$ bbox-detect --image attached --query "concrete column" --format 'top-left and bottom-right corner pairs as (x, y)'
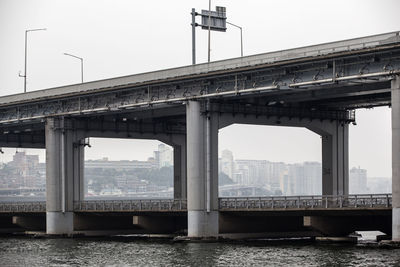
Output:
(173, 143), (187, 199)
(186, 101), (219, 238)
(392, 75), (400, 241)
(73, 143), (85, 201)
(320, 122), (349, 196)
(45, 117), (85, 235)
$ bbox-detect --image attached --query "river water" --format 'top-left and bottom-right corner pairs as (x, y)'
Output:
(0, 236), (399, 266)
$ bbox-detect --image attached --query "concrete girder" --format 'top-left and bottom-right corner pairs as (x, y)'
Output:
(159, 134), (187, 200)
(0, 133), (45, 148)
(73, 119), (186, 137)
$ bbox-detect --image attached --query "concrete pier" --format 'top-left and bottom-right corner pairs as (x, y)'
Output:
(173, 140), (187, 199)
(186, 101), (219, 238)
(392, 75), (400, 241)
(320, 123), (349, 196)
(45, 118), (84, 235)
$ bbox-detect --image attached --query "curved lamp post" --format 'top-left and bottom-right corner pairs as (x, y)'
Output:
(63, 53), (84, 83)
(19, 28), (47, 93)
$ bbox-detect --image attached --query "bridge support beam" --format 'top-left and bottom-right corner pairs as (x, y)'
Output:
(45, 117), (84, 235)
(159, 134), (187, 199)
(320, 123), (349, 195)
(186, 101), (219, 238)
(392, 75), (400, 241)
(173, 143), (187, 199)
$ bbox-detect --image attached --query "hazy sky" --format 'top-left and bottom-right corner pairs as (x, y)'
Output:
(0, 0), (399, 177)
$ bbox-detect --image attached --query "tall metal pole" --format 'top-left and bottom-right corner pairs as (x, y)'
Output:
(63, 53), (84, 83)
(240, 27), (243, 57)
(24, 30), (27, 93)
(191, 8), (196, 65)
(20, 28), (46, 93)
(81, 58), (84, 83)
(207, 0), (211, 63)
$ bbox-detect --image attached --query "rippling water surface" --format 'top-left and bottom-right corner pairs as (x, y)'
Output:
(0, 237), (399, 266)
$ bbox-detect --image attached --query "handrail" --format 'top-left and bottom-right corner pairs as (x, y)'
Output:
(219, 194), (392, 210)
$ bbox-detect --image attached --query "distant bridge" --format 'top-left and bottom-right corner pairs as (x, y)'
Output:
(0, 194), (391, 213)
(0, 195), (391, 237)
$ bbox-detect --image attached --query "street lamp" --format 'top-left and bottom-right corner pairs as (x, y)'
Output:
(227, 21), (243, 57)
(19, 28), (47, 93)
(63, 53), (84, 83)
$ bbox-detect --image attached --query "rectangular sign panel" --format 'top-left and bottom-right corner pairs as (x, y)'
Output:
(201, 6), (227, 32)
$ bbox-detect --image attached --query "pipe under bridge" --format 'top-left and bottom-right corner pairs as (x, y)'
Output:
(0, 31), (399, 239)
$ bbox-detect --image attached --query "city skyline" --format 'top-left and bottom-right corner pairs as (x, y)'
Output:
(0, 148), (391, 197)
(0, 146), (383, 176)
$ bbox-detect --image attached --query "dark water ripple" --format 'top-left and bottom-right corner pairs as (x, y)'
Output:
(1, 237), (400, 266)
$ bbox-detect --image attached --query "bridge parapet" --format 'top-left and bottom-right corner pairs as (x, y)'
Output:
(0, 201), (45, 213)
(219, 194), (392, 211)
(0, 195), (392, 213)
(73, 199), (187, 212)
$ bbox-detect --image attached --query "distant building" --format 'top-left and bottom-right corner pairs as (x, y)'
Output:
(235, 159), (268, 185)
(349, 167), (368, 194)
(279, 170), (292, 195)
(157, 144), (173, 168)
(287, 162), (321, 195)
(268, 162), (287, 192)
(304, 162), (322, 195)
(220, 149), (235, 180)
(8, 151), (41, 188)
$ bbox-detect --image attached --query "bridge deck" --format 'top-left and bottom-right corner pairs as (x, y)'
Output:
(0, 194), (391, 214)
(0, 31), (398, 107)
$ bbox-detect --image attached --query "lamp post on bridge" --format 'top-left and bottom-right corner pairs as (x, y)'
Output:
(63, 53), (84, 83)
(226, 21), (243, 57)
(19, 28), (47, 93)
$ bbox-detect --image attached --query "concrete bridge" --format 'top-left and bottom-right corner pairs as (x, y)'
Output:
(0, 194), (391, 237)
(0, 31), (400, 239)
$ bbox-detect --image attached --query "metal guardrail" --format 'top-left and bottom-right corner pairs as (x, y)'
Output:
(73, 199), (187, 212)
(0, 201), (45, 213)
(219, 194), (392, 210)
(0, 195), (392, 213)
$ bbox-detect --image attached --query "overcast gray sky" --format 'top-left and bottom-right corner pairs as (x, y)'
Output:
(0, 0), (399, 177)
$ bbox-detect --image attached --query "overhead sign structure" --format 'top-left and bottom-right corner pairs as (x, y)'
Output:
(200, 6), (227, 32)
(191, 6), (227, 65)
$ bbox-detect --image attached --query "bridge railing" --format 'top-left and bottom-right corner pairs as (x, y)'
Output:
(0, 195), (392, 213)
(74, 199), (187, 212)
(219, 194), (392, 210)
(0, 201), (46, 213)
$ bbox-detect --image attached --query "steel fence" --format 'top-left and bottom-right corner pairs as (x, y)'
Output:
(219, 194), (392, 210)
(0, 201), (46, 212)
(73, 199), (187, 212)
(0, 194), (392, 213)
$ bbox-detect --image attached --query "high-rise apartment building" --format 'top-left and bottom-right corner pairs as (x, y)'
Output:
(349, 167), (368, 194)
(220, 149), (235, 180)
